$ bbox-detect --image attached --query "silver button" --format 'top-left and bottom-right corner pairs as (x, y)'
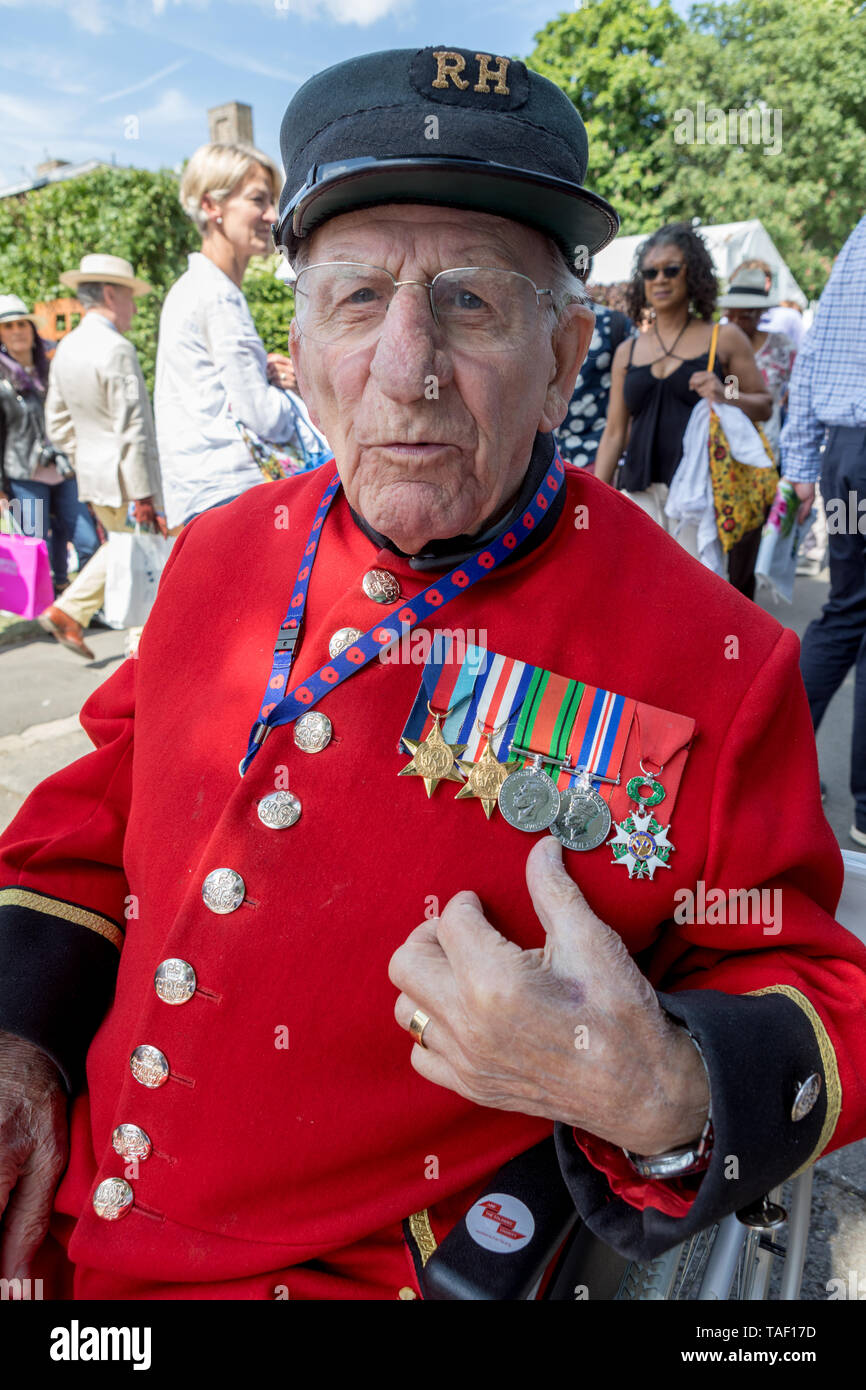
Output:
(791, 1074), (822, 1122)
(112, 1124), (152, 1163)
(294, 711), (332, 753)
(154, 958), (197, 1005)
(92, 1177), (134, 1221)
(202, 867), (245, 914)
(257, 790), (301, 829)
(130, 1044), (169, 1089)
(362, 569), (401, 604)
(329, 626), (363, 659)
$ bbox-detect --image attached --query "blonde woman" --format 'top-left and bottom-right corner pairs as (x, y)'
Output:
(155, 142), (303, 530)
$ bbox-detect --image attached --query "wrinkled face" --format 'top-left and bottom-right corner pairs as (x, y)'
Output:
(0, 318), (35, 360)
(291, 204), (592, 554)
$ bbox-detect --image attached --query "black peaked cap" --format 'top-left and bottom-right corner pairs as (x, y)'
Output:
(275, 45), (619, 266)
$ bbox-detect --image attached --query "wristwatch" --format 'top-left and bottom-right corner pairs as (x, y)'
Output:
(624, 1029), (714, 1179)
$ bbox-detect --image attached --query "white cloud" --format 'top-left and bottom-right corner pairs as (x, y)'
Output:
(0, 48), (90, 96)
(134, 87), (202, 127)
(97, 58), (188, 104)
(269, 0), (411, 23)
(0, 0), (112, 33)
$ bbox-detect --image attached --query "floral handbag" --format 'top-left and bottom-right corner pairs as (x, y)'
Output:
(232, 392), (331, 481)
(706, 322), (778, 552)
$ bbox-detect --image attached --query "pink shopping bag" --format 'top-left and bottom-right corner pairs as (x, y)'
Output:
(0, 530), (54, 619)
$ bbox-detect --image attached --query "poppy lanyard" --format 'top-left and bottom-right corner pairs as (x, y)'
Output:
(241, 451), (567, 774)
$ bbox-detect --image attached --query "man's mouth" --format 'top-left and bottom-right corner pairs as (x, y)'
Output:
(372, 443), (456, 455)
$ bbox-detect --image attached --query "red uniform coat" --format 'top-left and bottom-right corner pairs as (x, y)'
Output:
(1, 454), (864, 1299)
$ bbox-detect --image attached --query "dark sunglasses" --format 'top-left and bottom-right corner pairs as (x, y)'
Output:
(641, 263), (684, 281)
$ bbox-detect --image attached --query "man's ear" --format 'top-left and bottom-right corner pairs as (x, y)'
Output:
(289, 319), (323, 429)
(537, 302), (595, 434)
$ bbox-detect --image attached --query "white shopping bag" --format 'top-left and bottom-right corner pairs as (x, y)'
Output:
(755, 485), (815, 604)
(838, 852), (866, 947)
(104, 528), (174, 629)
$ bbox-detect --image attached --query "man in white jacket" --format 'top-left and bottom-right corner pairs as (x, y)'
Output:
(41, 254), (164, 659)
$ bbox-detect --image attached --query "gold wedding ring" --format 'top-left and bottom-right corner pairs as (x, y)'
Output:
(409, 1009), (431, 1049)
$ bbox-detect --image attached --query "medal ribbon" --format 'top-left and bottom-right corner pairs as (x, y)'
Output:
(408, 644), (535, 759)
(560, 687), (636, 796)
(511, 669), (584, 768)
(242, 451), (567, 773)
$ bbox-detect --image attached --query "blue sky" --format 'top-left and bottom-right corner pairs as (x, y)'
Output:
(0, 0), (641, 189)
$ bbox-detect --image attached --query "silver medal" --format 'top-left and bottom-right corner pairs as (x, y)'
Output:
(552, 784), (612, 851)
(498, 761), (561, 832)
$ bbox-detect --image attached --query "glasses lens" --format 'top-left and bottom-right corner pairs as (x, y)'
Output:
(294, 263), (393, 345)
(432, 268), (539, 352)
(642, 264), (683, 281)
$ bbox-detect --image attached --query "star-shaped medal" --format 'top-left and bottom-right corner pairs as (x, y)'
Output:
(456, 737), (519, 819)
(399, 712), (466, 797)
(607, 808), (675, 880)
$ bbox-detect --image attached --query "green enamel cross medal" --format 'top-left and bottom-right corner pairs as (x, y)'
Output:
(608, 764), (675, 881)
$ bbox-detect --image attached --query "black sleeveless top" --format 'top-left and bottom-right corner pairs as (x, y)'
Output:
(621, 336), (725, 491)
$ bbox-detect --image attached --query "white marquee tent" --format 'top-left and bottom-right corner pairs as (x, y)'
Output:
(591, 219), (808, 307)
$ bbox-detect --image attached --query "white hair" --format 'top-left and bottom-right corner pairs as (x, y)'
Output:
(545, 241), (593, 325)
(75, 282), (106, 309)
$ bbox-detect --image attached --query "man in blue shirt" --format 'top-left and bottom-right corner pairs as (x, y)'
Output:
(780, 215), (866, 846)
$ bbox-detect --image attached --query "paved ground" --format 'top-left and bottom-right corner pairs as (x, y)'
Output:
(0, 567), (863, 1301)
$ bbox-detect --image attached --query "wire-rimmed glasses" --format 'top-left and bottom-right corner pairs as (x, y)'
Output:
(292, 262), (554, 352)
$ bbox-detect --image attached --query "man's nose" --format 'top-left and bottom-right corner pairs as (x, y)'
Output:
(368, 284), (451, 402)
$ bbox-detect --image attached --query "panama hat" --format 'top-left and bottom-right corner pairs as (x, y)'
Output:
(0, 294), (40, 326)
(718, 266), (776, 310)
(59, 254), (152, 297)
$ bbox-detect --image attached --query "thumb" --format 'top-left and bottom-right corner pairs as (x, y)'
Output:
(525, 837), (635, 983)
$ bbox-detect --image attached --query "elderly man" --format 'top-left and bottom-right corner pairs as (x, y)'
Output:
(0, 47), (864, 1302)
(39, 253), (165, 659)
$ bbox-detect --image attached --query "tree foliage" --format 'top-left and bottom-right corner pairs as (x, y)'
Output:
(0, 166), (196, 391)
(527, 0), (686, 233)
(0, 165), (295, 391)
(527, 0), (866, 297)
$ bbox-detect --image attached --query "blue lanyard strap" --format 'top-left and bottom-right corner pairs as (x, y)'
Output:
(241, 451), (567, 773)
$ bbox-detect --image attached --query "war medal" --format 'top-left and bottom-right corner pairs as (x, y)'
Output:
(456, 718), (519, 820)
(399, 702), (466, 797)
(551, 767), (615, 852)
(498, 747), (566, 833)
(608, 762), (675, 880)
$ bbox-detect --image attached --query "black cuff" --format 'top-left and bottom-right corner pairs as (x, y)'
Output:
(554, 987), (835, 1262)
(0, 890), (122, 1094)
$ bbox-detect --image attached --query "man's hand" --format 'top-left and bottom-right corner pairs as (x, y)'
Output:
(687, 370), (725, 403)
(133, 497), (168, 538)
(266, 353), (296, 392)
(783, 478), (815, 524)
(0, 1030), (67, 1280)
(389, 838), (709, 1156)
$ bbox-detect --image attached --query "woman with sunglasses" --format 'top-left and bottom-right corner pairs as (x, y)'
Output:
(593, 223), (771, 586)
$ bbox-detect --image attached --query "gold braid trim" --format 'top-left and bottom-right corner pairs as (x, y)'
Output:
(747, 984), (842, 1172)
(407, 1209), (438, 1267)
(0, 888), (124, 951)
